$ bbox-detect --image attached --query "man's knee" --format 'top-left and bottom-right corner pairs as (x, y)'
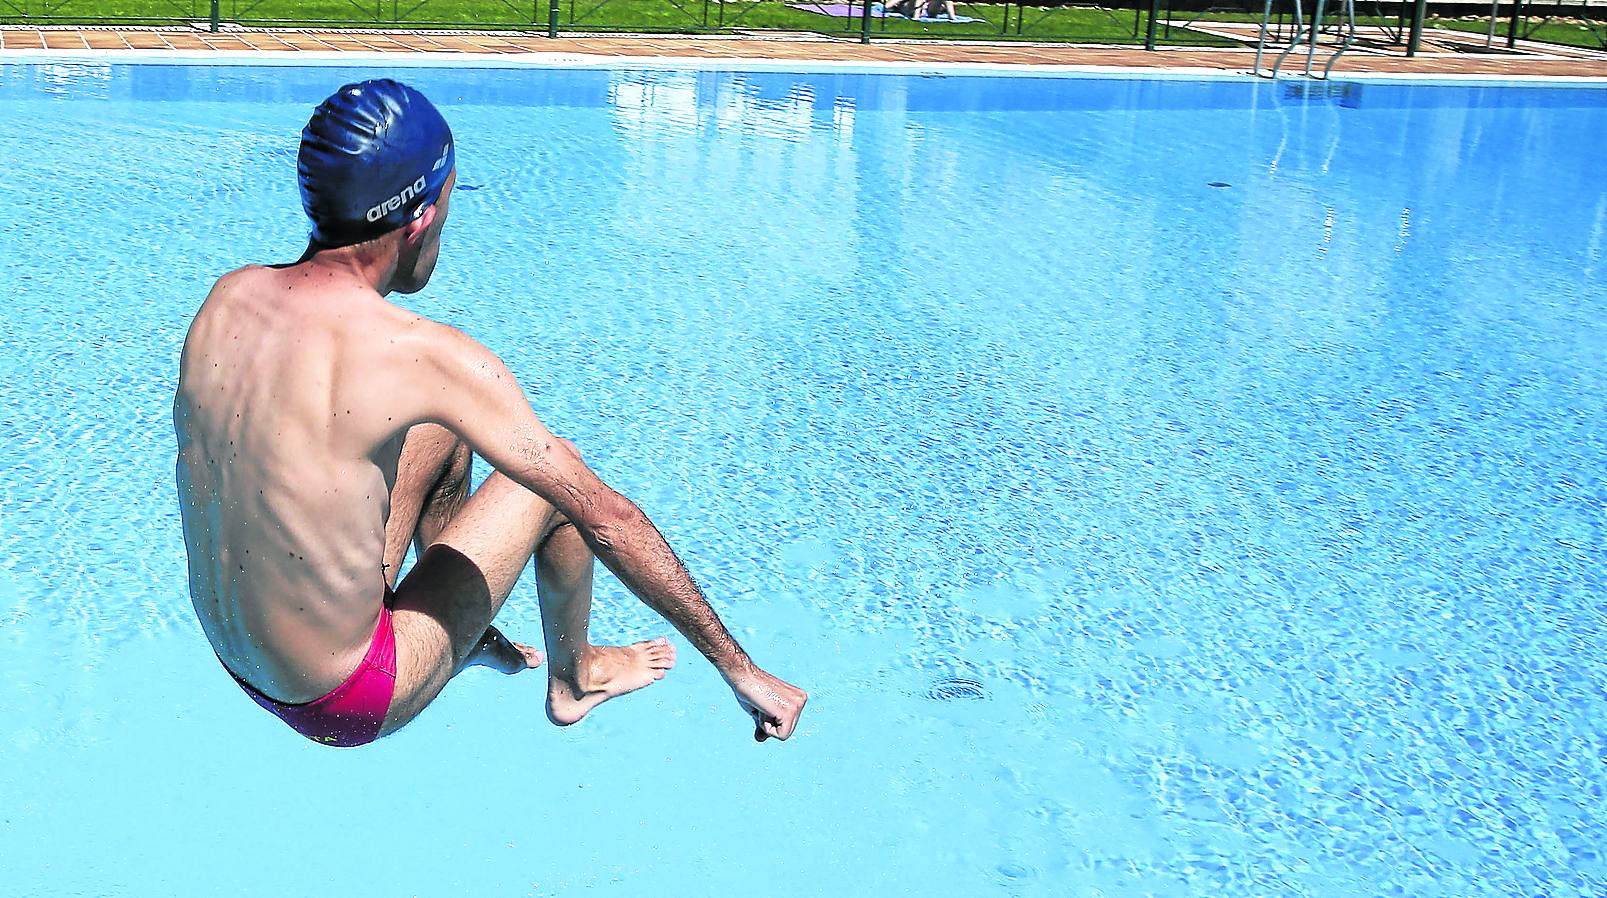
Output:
(536, 514), (591, 581)
(540, 515), (575, 548)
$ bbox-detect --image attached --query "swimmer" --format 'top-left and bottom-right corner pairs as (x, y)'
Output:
(174, 80), (806, 748)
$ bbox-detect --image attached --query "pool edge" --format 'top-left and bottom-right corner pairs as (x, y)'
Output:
(4, 47), (1607, 86)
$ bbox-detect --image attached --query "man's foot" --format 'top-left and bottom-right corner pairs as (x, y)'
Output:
(467, 626), (544, 675)
(546, 636), (677, 726)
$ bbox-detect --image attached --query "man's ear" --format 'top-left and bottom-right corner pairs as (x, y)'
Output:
(402, 204), (437, 245)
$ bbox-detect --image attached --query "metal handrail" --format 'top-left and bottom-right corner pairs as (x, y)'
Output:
(1254, 0), (1355, 80)
(1306, 0), (1327, 73)
(1254, 0), (1307, 78)
(1319, 0), (1356, 79)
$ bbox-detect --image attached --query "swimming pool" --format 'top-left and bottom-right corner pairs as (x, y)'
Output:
(0, 58), (1604, 895)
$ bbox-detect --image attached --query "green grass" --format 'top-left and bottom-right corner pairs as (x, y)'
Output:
(1433, 16), (1606, 50)
(0, 0), (1231, 43)
(1177, 9), (1607, 51)
(1186, 11), (1407, 25)
(11, 0), (1595, 48)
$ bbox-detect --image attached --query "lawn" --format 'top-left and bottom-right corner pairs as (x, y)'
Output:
(0, 0), (1230, 43)
(3, 0), (1599, 48)
(1179, 9), (1607, 51)
(1433, 16), (1606, 50)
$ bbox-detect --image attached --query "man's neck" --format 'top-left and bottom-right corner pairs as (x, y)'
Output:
(283, 238), (399, 295)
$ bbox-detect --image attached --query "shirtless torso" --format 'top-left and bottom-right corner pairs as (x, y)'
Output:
(176, 262), (447, 700)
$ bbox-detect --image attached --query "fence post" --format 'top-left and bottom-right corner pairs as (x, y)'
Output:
(860, 0), (872, 43)
(548, 0), (560, 37)
(1505, 0), (1523, 47)
(209, 0), (219, 31)
(1406, 0), (1427, 55)
(1144, 0), (1161, 49)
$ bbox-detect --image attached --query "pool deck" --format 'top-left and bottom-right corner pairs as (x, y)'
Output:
(2, 24), (1607, 77)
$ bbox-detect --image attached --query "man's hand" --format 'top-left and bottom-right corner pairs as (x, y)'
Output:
(726, 667), (808, 743)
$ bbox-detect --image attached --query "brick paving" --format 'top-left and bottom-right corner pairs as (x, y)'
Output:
(2, 24), (1606, 76)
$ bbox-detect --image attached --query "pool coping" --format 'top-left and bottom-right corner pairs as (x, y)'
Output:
(4, 46), (1607, 86)
(2, 26), (1607, 82)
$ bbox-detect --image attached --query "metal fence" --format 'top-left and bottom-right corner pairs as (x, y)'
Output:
(0, 0), (1248, 45)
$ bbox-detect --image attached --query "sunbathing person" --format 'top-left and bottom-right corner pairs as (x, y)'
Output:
(174, 79), (807, 748)
(886, 0), (957, 19)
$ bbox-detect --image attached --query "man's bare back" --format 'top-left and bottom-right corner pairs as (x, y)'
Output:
(177, 263), (449, 699)
(176, 78), (805, 747)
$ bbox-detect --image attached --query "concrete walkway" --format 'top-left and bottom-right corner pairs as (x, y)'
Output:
(2, 24), (1606, 76)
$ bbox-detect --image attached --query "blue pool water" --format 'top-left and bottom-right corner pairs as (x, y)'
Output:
(1, 61), (1605, 895)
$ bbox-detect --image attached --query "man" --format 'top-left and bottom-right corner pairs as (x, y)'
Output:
(174, 79), (806, 748)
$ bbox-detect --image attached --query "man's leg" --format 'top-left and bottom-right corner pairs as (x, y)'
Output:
(383, 424), (527, 672)
(381, 443), (676, 737)
(382, 423), (472, 587)
(538, 520), (676, 726)
(381, 471), (554, 735)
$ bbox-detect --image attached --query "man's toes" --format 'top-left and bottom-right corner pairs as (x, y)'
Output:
(516, 644), (545, 669)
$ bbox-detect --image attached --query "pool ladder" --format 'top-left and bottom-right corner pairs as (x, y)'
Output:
(1253, 0), (1358, 79)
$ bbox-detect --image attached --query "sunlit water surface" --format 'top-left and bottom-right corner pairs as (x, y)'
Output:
(1, 63), (1604, 896)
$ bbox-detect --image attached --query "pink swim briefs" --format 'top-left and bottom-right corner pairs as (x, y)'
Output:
(222, 602), (397, 748)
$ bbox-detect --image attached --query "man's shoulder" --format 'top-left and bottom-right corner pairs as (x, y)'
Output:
(208, 262), (384, 319)
(204, 264), (302, 313)
(211, 263), (270, 293)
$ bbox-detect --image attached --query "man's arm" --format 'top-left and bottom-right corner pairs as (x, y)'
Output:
(403, 322), (807, 740)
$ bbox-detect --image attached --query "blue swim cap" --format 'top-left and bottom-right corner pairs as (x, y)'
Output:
(298, 79), (455, 249)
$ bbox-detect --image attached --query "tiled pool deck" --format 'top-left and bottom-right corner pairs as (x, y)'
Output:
(2, 24), (1606, 77)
